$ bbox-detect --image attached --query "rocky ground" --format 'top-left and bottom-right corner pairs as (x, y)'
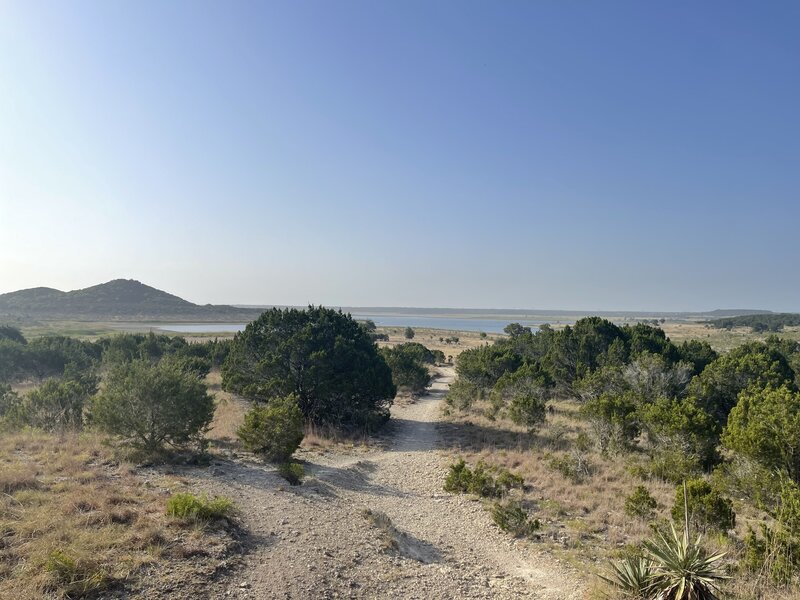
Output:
(171, 368), (586, 599)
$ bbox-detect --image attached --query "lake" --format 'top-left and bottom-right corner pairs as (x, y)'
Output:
(153, 315), (563, 335)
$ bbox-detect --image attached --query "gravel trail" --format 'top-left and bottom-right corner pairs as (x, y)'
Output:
(191, 368), (586, 599)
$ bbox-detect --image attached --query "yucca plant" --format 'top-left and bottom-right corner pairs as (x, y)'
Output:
(643, 523), (727, 600)
(600, 555), (655, 598)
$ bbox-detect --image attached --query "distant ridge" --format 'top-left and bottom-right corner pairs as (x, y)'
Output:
(0, 279), (262, 322)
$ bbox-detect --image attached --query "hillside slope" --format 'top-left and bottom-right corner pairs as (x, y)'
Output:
(0, 279), (262, 322)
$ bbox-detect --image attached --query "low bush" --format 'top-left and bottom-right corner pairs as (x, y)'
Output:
(278, 462), (305, 486)
(743, 523), (800, 585)
(443, 459), (524, 499)
(625, 485), (658, 520)
(91, 359), (215, 455)
(671, 479), (735, 533)
(166, 492), (235, 521)
(633, 448), (702, 485)
(491, 501), (540, 537)
(237, 395), (304, 462)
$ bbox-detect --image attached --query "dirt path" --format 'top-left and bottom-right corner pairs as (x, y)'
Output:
(191, 368), (585, 599)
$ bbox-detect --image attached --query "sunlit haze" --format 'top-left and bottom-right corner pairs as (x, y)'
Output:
(2, 2), (799, 311)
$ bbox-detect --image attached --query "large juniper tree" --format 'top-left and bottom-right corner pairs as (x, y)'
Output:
(222, 306), (396, 430)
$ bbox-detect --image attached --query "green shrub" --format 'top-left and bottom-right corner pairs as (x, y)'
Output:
(20, 378), (89, 431)
(222, 306), (395, 430)
(166, 492), (234, 521)
(443, 459), (524, 498)
(444, 459), (472, 494)
(743, 523), (800, 585)
(237, 395), (304, 462)
(494, 468), (524, 493)
(625, 485), (658, 520)
(380, 345), (431, 395)
(91, 359), (214, 454)
(582, 391), (639, 454)
(672, 479), (735, 533)
(278, 461), (305, 486)
(635, 448), (702, 484)
(723, 385), (800, 484)
(491, 501), (540, 537)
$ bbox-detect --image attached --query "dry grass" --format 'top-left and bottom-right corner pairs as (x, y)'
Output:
(0, 430), (237, 598)
(663, 322), (800, 352)
(440, 397), (790, 597)
(205, 370), (249, 451)
(377, 327), (493, 360)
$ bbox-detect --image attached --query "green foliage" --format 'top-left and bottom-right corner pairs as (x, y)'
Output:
(222, 307), (395, 430)
(278, 461), (305, 485)
(576, 364), (628, 401)
(166, 492), (235, 521)
(404, 326), (415, 339)
(642, 524), (727, 600)
(443, 459), (524, 498)
(582, 391), (639, 454)
(504, 323), (532, 337)
(600, 555), (654, 598)
(743, 523), (800, 585)
(676, 340), (718, 376)
(445, 377), (482, 411)
(91, 359), (215, 454)
(0, 325), (27, 345)
(635, 448), (702, 485)
(492, 362), (552, 429)
(0, 333), (99, 384)
(380, 344), (432, 395)
(672, 479), (735, 533)
(491, 501), (540, 537)
(688, 341), (795, 425)
(639, 396), (719, 469)
(625, 485), (658, 520)
(709, 313), (800, 332)
(723, 384), (800, 483)
(622, 323), (678, 362)
(20, 377), (90, 431)
(604, 525), (726, 600)
(237, 395), (304, 462)
(456, 344), (521, 389)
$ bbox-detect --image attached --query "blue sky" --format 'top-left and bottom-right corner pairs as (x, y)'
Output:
(1, 1), (798, 311)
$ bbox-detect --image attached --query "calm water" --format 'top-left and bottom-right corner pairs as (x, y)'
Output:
(154, 315), (563, 334)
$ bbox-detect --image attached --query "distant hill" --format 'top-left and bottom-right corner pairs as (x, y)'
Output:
(0, 279), (263, 322)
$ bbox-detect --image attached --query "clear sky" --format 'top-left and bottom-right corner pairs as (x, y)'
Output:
(1, 1), (798, 311)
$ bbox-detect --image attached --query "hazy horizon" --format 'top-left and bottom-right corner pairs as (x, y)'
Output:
(2, 2), (799, 312)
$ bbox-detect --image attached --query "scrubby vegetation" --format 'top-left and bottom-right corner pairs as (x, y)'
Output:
(221, 307), (396, 431)
(92, 359), (215, 455)
(236, 394), (305, 462)
(166, 492), (235, 522)
(710, 312), (800, 333)
(444, 317), (800, 597)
